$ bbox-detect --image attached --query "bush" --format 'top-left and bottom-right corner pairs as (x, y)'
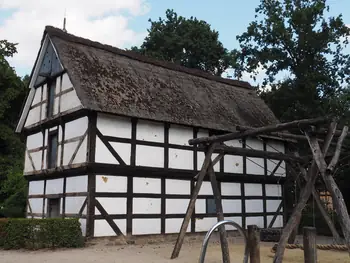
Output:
(0, 218), (84, 249)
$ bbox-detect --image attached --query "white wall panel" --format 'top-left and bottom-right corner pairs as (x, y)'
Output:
(166, 218), (191, 233)
(31, 151), (42, 170)
(61, 73), (73, 91)
(53, 97), (59, 115)
(95, 137), (118, 164)
(42, 84), (47, 100)
(46, 178), (64, 194)
(94, 219), (127, 236)
(195, 199), (206, 213)
(246, 217), (264, 228)
(96, 176), (127, 193)
(169, 149), (193, 170)
(267, 200), (283, 213)
(133, 198), (161, 214)
(245, 200), (263, 213)
(225, 139), (242, 147)
(244, 183), (263, 196)
(97, 114), (131, 138)
(66, 175), (88, 192)
(65, 197), (86, 214)
(27, 132), (43, 149)
(198, 182), (213, 195)
(166, 199), (189, 214)
(267, 215), (283, 228)
(42, 149), (47, 169)
(266, 184), (282, 197)
(60, 91), (81, 112)
(24, 151), (35, 172)
(95, 197), (126, 215)
(62, 141), (79, 165)
(224, 155), (243, 173)
(71, 136), (87, 164)
(133, 177), (161, 193)
(197, 152), (220, 172)
(65, 117), (88, 139)
(267, 159), (286, 176)
(166, 179), (190, 195)
(132, 219), (161, 235)
(28, 181), (45, 195)
(32, 87), (41, 104)
(266, 140), (285, 153)
(110, 142), (131, 165)
(246, 157), (265, 175)
(221, 182), (241, 196)
(169, 125), (193, 146)
(25, 106), (41, 127)
(28, 198), (43, 213)
(136, 145), (164, 167)
(56, 75), (61, 95)
(195, 217), (218, 232)
(222, 200), (241, 213)
(41, 103), (46, 121)
(136, 120), (164, 142)
(246, 138), (264, 150)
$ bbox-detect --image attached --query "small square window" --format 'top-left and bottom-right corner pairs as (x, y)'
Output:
(206, 198), (216, 214)
(47, 131), (58, 169)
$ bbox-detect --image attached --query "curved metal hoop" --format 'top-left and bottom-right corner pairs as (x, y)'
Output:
(198, 220), (249, 263)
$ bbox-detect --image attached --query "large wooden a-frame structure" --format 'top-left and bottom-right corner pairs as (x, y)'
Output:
(170, 117), (350, 263)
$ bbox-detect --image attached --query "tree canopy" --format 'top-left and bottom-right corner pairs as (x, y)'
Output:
(130, 9), (231, 76)
(233, 0), (350, 121)
(0, 40), (27, 217)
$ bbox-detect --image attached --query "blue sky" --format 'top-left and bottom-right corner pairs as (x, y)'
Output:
(0, 0), (349, 79)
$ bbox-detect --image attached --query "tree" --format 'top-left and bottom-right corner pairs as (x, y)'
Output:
(130, 9), (231, 76)
(0, 40), (27, 217)
(233, 0), (350, 121)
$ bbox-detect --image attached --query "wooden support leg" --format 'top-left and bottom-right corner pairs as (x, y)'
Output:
(273, 121), (337, 263)
(208, 161), (230, 263)
(307, 126), (350, 251)
(296, 160), (342, 244)
(171, 143), (217, 259)
(248, 225), (261, 263)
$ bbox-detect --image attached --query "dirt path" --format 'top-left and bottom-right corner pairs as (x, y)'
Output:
(0, 240), (348, 263)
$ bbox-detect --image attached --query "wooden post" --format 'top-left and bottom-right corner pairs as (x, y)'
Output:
(171, 143), (217, 259)
(248, 225), (260, 263)
(207, 160), (230, 263)
(273, 121), (337, 263)
(303, 227), (317, 263)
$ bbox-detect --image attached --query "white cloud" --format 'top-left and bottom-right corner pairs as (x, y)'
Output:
(0, 0), (150, 75)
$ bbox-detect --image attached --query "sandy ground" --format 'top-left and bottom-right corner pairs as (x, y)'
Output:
(0, 238), (348, 263)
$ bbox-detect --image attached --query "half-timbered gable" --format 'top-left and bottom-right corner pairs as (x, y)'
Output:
(18, 26), (287, 238)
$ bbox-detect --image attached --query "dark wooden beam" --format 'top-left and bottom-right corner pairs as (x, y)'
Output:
(189, 117), (328, 145)
(215, 145), (307, 163)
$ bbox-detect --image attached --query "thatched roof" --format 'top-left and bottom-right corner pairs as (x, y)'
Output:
(46, 26), (279, 131)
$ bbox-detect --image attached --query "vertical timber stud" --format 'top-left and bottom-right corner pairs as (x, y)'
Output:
(242, 138), (247, 229)
(171, 143), (217, 259)
(162, 123), (169, 234)
(263, 141), (268, 228)
(248, 225), (261, 263)
(208, 160), (230, 263)
(128, 118), (137, 235)
(303, 227), (317, 263)
(61, 123), (66, 218)
(86, 112), (97, 238)
(192, 128), (198, 233)
(42, 179), (47, 218)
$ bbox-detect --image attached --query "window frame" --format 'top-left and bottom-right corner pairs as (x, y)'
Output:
(46, 78), (57, 118)
(47, 130), (58, 169)
(47, 198), (61, 218)
(206, 198), (217, 214)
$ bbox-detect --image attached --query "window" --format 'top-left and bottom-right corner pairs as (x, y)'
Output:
(206, 198), (216, 213)
(47, 198), (60, 218)
(47, 131), (58, 169)
(47, 78), (56, 117)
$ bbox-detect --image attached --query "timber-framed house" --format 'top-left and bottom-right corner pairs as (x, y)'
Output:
(17, 26), (287, 237)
